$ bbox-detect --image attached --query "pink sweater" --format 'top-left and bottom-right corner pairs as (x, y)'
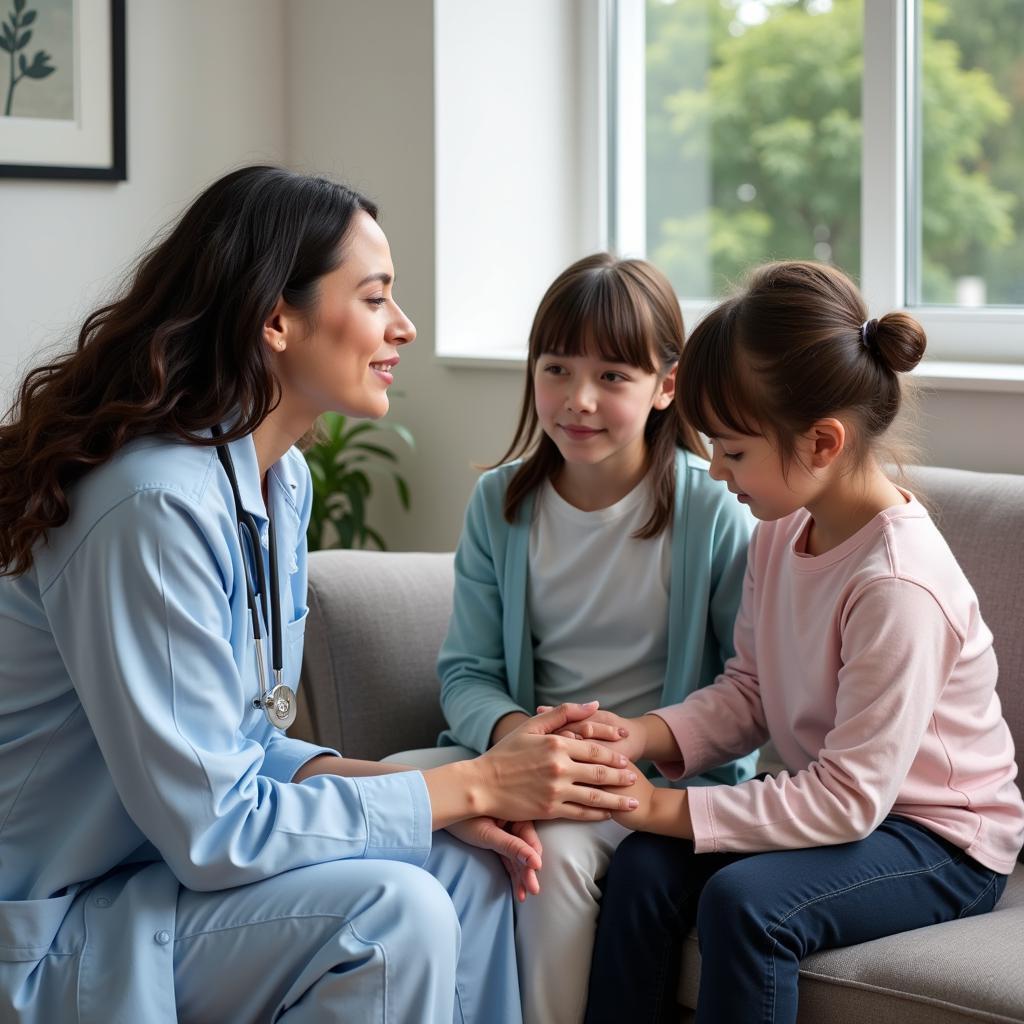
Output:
(655, 494), (1024, 874)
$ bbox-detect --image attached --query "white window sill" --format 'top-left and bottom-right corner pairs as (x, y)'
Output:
(437, 352), (1024, 396)
(912, 361), (1024, 394)
(436, 349), (527, 370)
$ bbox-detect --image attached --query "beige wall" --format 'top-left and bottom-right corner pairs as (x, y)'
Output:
(915, 388), (1024, 475)
(1, 0), (287, 399)
(287, 0), (590, 553)
(287, 1), (1024, 554)
(3, 0), (1021, 558)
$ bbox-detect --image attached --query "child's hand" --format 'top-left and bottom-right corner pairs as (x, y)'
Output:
(604, 766), (693, 840)
(604, 763), (657, 831)
(537, 706), (648, 764)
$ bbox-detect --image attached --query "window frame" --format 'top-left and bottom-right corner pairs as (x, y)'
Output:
(616, 0), (1024, 377)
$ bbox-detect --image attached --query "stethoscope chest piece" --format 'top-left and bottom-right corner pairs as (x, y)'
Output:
(257, 684), (298, 730)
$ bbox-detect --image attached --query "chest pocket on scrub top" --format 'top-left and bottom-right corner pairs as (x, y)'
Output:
(283, 608), (308, 690)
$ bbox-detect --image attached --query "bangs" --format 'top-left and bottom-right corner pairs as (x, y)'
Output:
(678, 300), (765, 440)
(530, 266), (659, 373)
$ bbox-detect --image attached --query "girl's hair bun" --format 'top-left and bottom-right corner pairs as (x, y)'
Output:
(873, 311), (927, 374)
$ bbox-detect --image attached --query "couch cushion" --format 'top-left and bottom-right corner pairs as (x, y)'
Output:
(678, 863), (1024, 1023)
(299, 549), (453, 761)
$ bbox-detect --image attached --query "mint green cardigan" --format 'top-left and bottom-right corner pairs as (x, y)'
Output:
(437, 450), (760, 786)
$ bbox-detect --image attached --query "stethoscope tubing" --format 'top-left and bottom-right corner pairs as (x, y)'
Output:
(210, 424), (296, 730)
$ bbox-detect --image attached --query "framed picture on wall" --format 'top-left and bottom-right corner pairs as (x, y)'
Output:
(0, 0), (125, 180)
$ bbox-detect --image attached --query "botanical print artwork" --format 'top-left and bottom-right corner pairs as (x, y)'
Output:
(2, 0), (72, 120)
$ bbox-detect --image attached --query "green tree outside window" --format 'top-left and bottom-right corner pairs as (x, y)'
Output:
(646, 0), (1020, 305)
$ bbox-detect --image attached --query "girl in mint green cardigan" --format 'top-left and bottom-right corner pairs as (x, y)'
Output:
(438, 450), (755, 767)
(394, 254), (755, 1024)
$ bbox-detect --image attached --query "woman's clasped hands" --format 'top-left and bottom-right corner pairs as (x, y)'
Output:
(479, 701), (641, 822)
(436, 701), (641, 902)
(534, 705), (681, 835)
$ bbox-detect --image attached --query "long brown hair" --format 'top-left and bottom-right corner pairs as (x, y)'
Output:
(0, 165), (377, 576)
(678, 260), (926, 471)
(496, 253), (707, 538)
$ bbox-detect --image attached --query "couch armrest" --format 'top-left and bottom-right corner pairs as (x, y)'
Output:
(295, 549), (454, 762)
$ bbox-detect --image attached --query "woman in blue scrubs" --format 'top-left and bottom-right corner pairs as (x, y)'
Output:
(0, 165), (638, 1023)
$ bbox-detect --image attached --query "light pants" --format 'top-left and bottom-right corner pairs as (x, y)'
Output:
(387, 746), (630, 1024)
(172, 829), (521, 1023)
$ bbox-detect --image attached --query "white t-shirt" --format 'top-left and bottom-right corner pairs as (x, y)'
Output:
(528, 478), (671, 719)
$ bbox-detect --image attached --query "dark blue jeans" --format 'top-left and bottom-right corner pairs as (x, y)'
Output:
(584, 816), (1006, 1024)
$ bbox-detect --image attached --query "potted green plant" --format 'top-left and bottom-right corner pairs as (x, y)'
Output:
(302, 412), (413, 551)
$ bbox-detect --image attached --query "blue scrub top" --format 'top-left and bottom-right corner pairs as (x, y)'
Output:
(0, 429), (432, 1023)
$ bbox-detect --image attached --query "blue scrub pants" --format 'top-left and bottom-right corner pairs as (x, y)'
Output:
(584, 816), (1005, 1024)
(172, 831), (520, 1023)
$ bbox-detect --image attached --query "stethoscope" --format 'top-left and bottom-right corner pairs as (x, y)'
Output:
(211, 425), (298, 731)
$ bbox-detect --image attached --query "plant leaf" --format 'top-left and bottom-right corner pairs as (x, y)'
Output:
(347, 470), (371, 495)
(306, 520), (322, 551)
(338, 421), (378, 445)
(307, 459), (326, 486)
(325, 497), (350, 519)
(15, 29), (32, 49)
(13, 0), (26, 14)
(20, 10), (35, 27)
(335, 454), (370, 469)
(0, 37), (11, 53)
(349, 441), (398, 462)
(387, 423), (416, 450)
(303, 413), (414, 551)
(335, 515), (355, 549)
(346, 482), (365, 515)
(1, 24), (14, 47)
(347, 483), (366, 521)
(18, 52), (26, 71)
(363, 526), (388, 551)
(394, 475), (411, 509)
(327, 412), (345, 445)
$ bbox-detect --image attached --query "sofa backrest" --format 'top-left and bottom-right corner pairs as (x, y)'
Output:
(298, 549), (453, 761)
(905, 466), (1024, 788)
(297, 467), (1023, 781)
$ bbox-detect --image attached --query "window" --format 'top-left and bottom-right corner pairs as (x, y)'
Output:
(911, 0), (1024, 309)
(645, 0), (863, 300)
(627, 0), (1024, 365)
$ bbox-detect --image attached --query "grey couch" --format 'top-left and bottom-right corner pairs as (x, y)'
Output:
(296, 465), (1024, 1023)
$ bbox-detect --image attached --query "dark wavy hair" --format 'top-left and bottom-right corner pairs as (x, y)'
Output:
(0, 164), (377, 576)
(495, 253), (707, 538)
(678, 260), (926, 472)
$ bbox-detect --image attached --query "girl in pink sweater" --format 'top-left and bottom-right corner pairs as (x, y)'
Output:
(581, 261), (1024, 1024)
